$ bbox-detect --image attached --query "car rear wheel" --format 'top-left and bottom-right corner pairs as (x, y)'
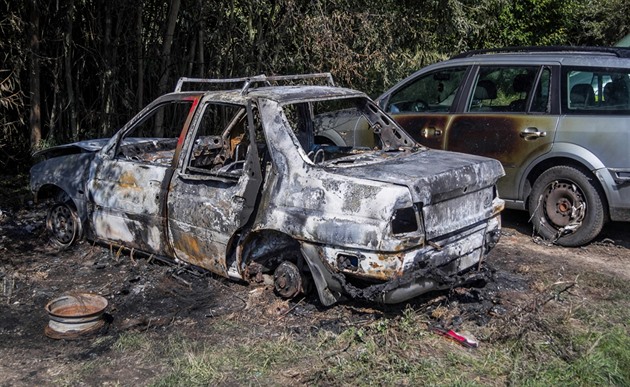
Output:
(528, 165), (605, 247)
(273, 260), (311, 299)
(46, 199), (81, 249)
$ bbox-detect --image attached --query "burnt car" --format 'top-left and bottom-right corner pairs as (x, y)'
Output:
(31, 74), (504, 306)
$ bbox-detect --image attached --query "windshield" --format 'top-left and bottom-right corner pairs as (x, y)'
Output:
(282, 97), (421, 164)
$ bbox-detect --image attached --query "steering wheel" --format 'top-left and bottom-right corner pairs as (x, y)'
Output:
(307, 148), (326, 164)
(412, 99), (429, 112)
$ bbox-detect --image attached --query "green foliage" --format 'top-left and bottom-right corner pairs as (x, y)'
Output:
(495, 0), (577, 46)
(1, 0), (629, 170)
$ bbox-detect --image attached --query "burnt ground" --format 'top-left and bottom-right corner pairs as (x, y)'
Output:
(1, 182), (629, 385)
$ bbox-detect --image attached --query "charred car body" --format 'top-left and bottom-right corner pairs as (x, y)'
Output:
(31, 74), (504, 306)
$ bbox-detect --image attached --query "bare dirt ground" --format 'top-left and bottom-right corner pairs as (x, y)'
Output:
(1, 183), (629, 385)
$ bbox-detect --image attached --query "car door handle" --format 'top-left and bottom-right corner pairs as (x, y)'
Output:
(520, 127), (547, 140)
(421, 127), (443, 138)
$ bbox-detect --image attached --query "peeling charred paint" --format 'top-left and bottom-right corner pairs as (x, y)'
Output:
(30, 74), (505, 306)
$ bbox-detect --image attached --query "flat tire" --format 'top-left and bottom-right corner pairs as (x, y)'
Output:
(528, 165), (605, 246)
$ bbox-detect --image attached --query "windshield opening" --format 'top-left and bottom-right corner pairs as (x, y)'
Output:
(283, 97), (420, 164)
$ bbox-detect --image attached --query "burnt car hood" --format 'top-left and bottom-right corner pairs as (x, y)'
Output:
(329, 149), (505, 205)
(32, 139), (111, 159)
(32, 138), (171, 159)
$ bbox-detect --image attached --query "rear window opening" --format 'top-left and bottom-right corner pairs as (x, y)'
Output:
(282, 97), (424, 165)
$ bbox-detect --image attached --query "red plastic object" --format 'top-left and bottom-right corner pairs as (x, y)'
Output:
(431, 326), (479, 348)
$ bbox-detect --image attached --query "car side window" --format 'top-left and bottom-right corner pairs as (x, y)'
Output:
(564, 67), (630, 113)
(186, 102), (260, 178)
(467, 66), (539, 113)
(531, 67), (551, 113)
(115, 100), (193, 165)
(386, 67), (467, 113)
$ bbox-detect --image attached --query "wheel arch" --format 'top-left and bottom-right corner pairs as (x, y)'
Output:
(521, 145), (610, 216)
(34, 183), (68, 203)
(34, 183), (88, 222)
(236, 229), (302, 274)
(234, 228), (342, 306)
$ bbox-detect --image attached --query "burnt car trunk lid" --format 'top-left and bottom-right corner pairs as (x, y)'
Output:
(330, 149), (504, 205)
(329, 149), (504, 240)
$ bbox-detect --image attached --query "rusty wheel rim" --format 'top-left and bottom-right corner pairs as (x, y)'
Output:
(274, 261), (303, 299)
(543, 180), (585, 228)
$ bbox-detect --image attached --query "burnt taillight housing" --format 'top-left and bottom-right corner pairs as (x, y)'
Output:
(391, 203), (423, 235)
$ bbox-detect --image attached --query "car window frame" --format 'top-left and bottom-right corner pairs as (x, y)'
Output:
(453, 60), (561, 115)
(459, 64), (554, 115)
(561, 65), (630, 115)
(177, 97), (265, 186)
(381, 65), (474, 114)
(107, 97), (198, 166)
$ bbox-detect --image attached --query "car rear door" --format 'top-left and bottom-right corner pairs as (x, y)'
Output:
(445, 64), (560, 200)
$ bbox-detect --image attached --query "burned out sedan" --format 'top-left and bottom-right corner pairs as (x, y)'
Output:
(31, 74), (504, 306)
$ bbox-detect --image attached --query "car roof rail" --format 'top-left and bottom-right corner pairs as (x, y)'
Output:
(451, 46), (630, 59)
(174, 75), (266, 93)
(174, 73), (335, 94)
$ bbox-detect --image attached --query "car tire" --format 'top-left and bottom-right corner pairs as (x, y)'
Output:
(528, 165), (605, 247)
(46, 198), (82, 249)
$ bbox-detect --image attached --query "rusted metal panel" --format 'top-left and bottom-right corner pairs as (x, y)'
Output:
(395, 112), (559, 200)
(88, 156), (169, 254)
(392, 113), (452, 150)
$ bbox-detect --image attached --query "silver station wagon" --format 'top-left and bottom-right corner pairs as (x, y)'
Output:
(376, 47), (630, 246)
(31, 74), (504, 306)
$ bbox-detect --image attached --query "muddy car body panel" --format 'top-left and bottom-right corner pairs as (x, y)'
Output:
(31, 74), (504, 306)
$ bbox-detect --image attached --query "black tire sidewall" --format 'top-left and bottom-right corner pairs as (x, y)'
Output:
(528, 165), (605, 246)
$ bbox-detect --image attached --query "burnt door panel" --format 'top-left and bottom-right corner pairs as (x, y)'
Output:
(392, 113), (452, 149)
(167, 175), (245, 276)
(446, 66), (558, 200)
(385, 67), (468, 150)
(89, 158), (170, 253)
(167, 101), (263, 277)
(87, 98), (197, 254)
(447, 115), (558, 199)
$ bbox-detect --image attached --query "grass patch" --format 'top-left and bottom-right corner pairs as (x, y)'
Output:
(151, 332), (313, 386)
(502, 327), (630, 386)
(57, 268), (630, 386)
(44, 284), (630, 387)
(140, 297), (630, 386)
(114, 332), (153, 353)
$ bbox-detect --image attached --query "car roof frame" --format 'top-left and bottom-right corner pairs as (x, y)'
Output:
(451, 46), (630, 59)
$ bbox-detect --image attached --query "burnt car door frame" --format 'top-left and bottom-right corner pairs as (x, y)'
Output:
(85, 94), (201, 255)
(166, 98), (264, 277)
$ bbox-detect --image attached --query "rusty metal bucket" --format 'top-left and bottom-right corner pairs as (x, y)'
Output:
(45, 293), (108, 339)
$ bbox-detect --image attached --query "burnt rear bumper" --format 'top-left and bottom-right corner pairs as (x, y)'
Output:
(300, 209), (502, 305)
